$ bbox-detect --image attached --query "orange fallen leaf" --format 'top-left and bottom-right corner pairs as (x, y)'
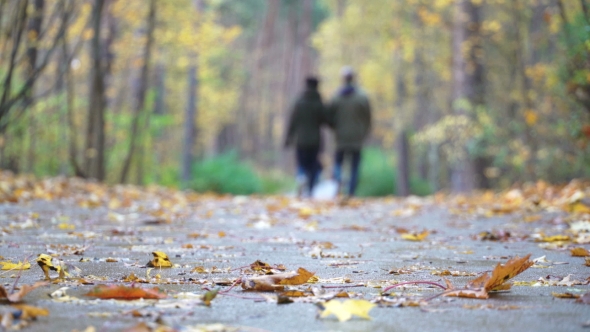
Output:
(445, 254), (533, 299)
(84, 284), (167, 300)
(279, 268), (315, 285)
(570, 247), (590, 257)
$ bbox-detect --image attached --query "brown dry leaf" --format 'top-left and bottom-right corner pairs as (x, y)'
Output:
(570, 247), (590, 257)
(551, 292), (580, 299)
(241, 268), (315, 291)
(445, 254), (533, 299)
(585, 257), (590, 266)
(250, 260), (272, 272)
(146, 251), (172, 268)
(279, 268), (315, 285)
(401, 230), (429, 241)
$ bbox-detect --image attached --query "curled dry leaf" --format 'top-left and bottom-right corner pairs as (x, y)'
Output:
(146, 251), (172, 268)
(445, 254), (533, 299)
(0, 281), (48, 302)
(241, 267), (315, 291)
(36, 254), (59, 280)
(570, 247), (590, 257)
(84, 284), (167, 300)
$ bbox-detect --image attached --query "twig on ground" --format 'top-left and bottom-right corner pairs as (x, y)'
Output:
(382, 281), (447, 294)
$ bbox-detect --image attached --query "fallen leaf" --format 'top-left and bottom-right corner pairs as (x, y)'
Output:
(84, 284), (167, 300)
(551, 292), (580, 299)
(445, 254), (533, 299)
(241, 267), (315, 291)
(538, 235), (570, 242)
(279, 268), (315, 285)
(36, 254), (59, 280)
(319, 299), (376, 321)
(401, 230), (429, 241)
(0, 261), (31, 270)
(570, 247), (590, 257)
(146, 251), (172, 268)
(202, 288), (218, 306)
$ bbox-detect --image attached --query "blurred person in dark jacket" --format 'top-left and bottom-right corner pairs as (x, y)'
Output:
(326, 66), (372, 197)
(285, 77), (327, 197)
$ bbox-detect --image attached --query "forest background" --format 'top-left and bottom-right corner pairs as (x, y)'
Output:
(0, 0), (589, 196)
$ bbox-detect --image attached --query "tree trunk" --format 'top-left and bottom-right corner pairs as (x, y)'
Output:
(84, 0), (107, 181)
(396, 131), (410, 196)
(182, 65), (197, 185)
(120, 0), (156, 183)
(24, 0), (44, 173)
(450, 0), (483, 192)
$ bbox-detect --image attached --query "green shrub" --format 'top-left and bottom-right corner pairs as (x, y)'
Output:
(189, 152), (262, 195)
(355, 148), (432, 197)
(356, 148), (395, 197)
(260, 170), (295, 194)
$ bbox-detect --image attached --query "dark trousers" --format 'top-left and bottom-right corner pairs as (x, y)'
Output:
(296, 147), (320, 195)
(333, 148), (361, 196)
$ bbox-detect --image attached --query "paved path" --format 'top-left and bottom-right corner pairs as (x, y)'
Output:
(1, 185), (590, 331)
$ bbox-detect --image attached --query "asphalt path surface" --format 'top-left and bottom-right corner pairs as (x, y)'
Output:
(1, 185), (590, 332)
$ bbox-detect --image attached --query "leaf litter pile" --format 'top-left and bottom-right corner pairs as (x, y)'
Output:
(1, 173), (590, 330)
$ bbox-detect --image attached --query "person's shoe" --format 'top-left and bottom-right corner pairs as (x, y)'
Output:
(296, 175), (306, 198)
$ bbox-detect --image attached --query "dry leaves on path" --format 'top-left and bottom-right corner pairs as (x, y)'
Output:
(445, 254), (533, 299)
(84, 284), (168, 300)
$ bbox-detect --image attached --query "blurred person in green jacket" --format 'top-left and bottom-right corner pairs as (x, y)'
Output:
(285, 77), (327, 197)
(326, 66), (372, 197)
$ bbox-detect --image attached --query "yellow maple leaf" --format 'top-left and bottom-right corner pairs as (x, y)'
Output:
(0, 261), (31, 270)
(147, 251), (172, 268)
(319, 299), (375, 322)
(401, 230), (429, 241)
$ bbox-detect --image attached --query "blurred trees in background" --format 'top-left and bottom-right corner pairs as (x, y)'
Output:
(0, 0), (589, 193)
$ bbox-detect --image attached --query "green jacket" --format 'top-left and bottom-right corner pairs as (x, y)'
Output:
(326, 85), (372, 150)
(285, 89), (326, 149)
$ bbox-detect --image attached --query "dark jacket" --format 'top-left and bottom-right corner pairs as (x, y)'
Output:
(285, 89), (326, 149)
(326, 85), (371, 150)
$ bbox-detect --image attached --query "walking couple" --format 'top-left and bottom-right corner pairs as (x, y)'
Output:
(284, 66), (372, 199)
